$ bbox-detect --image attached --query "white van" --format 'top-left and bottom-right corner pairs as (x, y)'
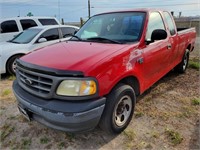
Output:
(0, 17), (60, 42)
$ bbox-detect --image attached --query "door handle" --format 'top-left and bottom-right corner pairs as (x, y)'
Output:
(167, 44), (172, 49)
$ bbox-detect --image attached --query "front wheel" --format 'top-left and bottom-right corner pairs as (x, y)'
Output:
(6, 55), (22, 75)
(174, 49), (189, 73)
(99, 84), (136, 134)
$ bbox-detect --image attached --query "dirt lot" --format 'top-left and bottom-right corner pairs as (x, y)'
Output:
(0, 40), (199, 149)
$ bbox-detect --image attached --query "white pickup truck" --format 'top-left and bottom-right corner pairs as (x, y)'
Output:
(0, 16), (60, 42)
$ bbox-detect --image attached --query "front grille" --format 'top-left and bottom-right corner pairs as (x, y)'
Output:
(17, 64), (54, 99)
(15, 59), (86, 100)
(19, 70), (52, 94)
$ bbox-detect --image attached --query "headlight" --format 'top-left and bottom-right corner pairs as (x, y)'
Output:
(56, 79), (97, 96)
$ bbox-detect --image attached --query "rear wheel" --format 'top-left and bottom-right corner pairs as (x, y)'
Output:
(99, 84), (136, 134)
(6, 55), (22, 75)
(174, 49), (189, 73)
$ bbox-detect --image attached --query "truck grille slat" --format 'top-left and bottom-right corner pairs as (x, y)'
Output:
(17, 64), (53, 98)
(20, 77), (51, 92)
(19, 71), (52, 86)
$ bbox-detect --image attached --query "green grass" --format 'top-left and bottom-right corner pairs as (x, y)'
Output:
(191, 98), (200, 105)
(123, 129), (136, 141)
(65, 133), (75, 142)
(151, 131), (159, 138)
(1, 89), (12, 97)
(135, 112), (144, 118)
(40, 136), (50, 144)
(188, 60), (200, 70)
(8, 75), (16, 81)
(165, 128), (183, 145)
(0, 124), (15, 141)
(58, 142), (66, 149)
(20, 138), (31, 149)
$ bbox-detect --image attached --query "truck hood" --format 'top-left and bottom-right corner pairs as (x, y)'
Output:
(21, 41), (132, 74)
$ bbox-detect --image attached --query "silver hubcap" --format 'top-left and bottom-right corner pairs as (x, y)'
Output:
(183, 54), (188, 70)
(114, 95), (132, 127)
(12, 60), (17, 73)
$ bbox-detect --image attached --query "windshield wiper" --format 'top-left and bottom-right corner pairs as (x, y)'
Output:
(86, 37), (123, 44)
(70, 35), (82, 41)
(9, 41), (21, 44)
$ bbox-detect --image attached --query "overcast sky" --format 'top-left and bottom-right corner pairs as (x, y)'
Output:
(0, 0), (199, 22)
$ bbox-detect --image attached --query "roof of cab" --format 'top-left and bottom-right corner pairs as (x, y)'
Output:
(93, 8), (166, 16)
(26, 25), (79, 30)
(0, 16), (58, 22)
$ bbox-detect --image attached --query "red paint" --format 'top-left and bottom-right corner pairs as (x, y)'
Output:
(20, 9), (196, 97)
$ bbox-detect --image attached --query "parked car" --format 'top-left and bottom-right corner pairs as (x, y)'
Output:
(13, 9), (196, 134)
(0, 25), (79, 75)
(0, 16), (60, 42)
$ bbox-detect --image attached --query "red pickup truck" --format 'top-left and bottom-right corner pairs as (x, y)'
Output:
(13, 9), (196, 134)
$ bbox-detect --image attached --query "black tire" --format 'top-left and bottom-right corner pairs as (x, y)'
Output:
(6, 55), (22, 75)
(174, 49), (189, 73)
(99, 84), (136, 134)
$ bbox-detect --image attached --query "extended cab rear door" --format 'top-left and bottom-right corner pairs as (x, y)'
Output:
(163, 11), (179, 67)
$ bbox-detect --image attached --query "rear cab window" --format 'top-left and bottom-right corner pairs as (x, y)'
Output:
(38, 19), (58, 25)
(163, 12), (176, 36)
(0, 20), (19, 33)
(20, 19), (37, 30)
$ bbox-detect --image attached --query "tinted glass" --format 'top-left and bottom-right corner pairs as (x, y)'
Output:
(0, 20), (19, 33)
(40, 28), (59, 41)
(11, 28), (42, 44)
(38, 19), (58, 25)
(20, 19), (37, 30)
(76, 12), (146, 43)
(61, 27), (76, 37)
(163, 12), (176, 35)
(146, 12), (165, 41)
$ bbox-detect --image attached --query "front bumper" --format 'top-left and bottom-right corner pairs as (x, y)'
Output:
(13, 80), (106, 133)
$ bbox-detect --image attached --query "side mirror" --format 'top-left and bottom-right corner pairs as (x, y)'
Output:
(38, 38), (47, 43)
(151, 29), (167, 42)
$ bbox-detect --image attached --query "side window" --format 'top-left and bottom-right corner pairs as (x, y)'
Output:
(0, 20), (19, 33)
(38, 19), (58, 25)
(61, 27), (76, 37)
(40, 28), (59, 41)
(20, 19), (37, 30)
(146, 12), (165, 41)
(163, 12), (176, 35)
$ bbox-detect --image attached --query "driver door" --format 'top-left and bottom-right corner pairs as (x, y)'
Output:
(142, 12), (170, 88)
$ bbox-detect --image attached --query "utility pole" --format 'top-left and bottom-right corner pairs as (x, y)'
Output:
(58, 0), (60, 22)
(88, 0), (90, 18)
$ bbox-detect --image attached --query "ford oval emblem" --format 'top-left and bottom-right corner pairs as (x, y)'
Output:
(24, 78), (33, 85)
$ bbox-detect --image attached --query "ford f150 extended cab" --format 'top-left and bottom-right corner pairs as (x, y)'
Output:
(13, 9), (196, 134)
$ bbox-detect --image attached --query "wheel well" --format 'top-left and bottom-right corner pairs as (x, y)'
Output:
(117, 76), (140, 96)
(187, 44), (191, 51)
(6, 54), (24, 68)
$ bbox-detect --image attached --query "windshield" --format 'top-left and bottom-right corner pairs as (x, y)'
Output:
(10, 28), (42, 44)
(75, 12), (146, 44)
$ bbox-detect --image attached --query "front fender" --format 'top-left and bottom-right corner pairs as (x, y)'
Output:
(93, 49), (144, 96)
